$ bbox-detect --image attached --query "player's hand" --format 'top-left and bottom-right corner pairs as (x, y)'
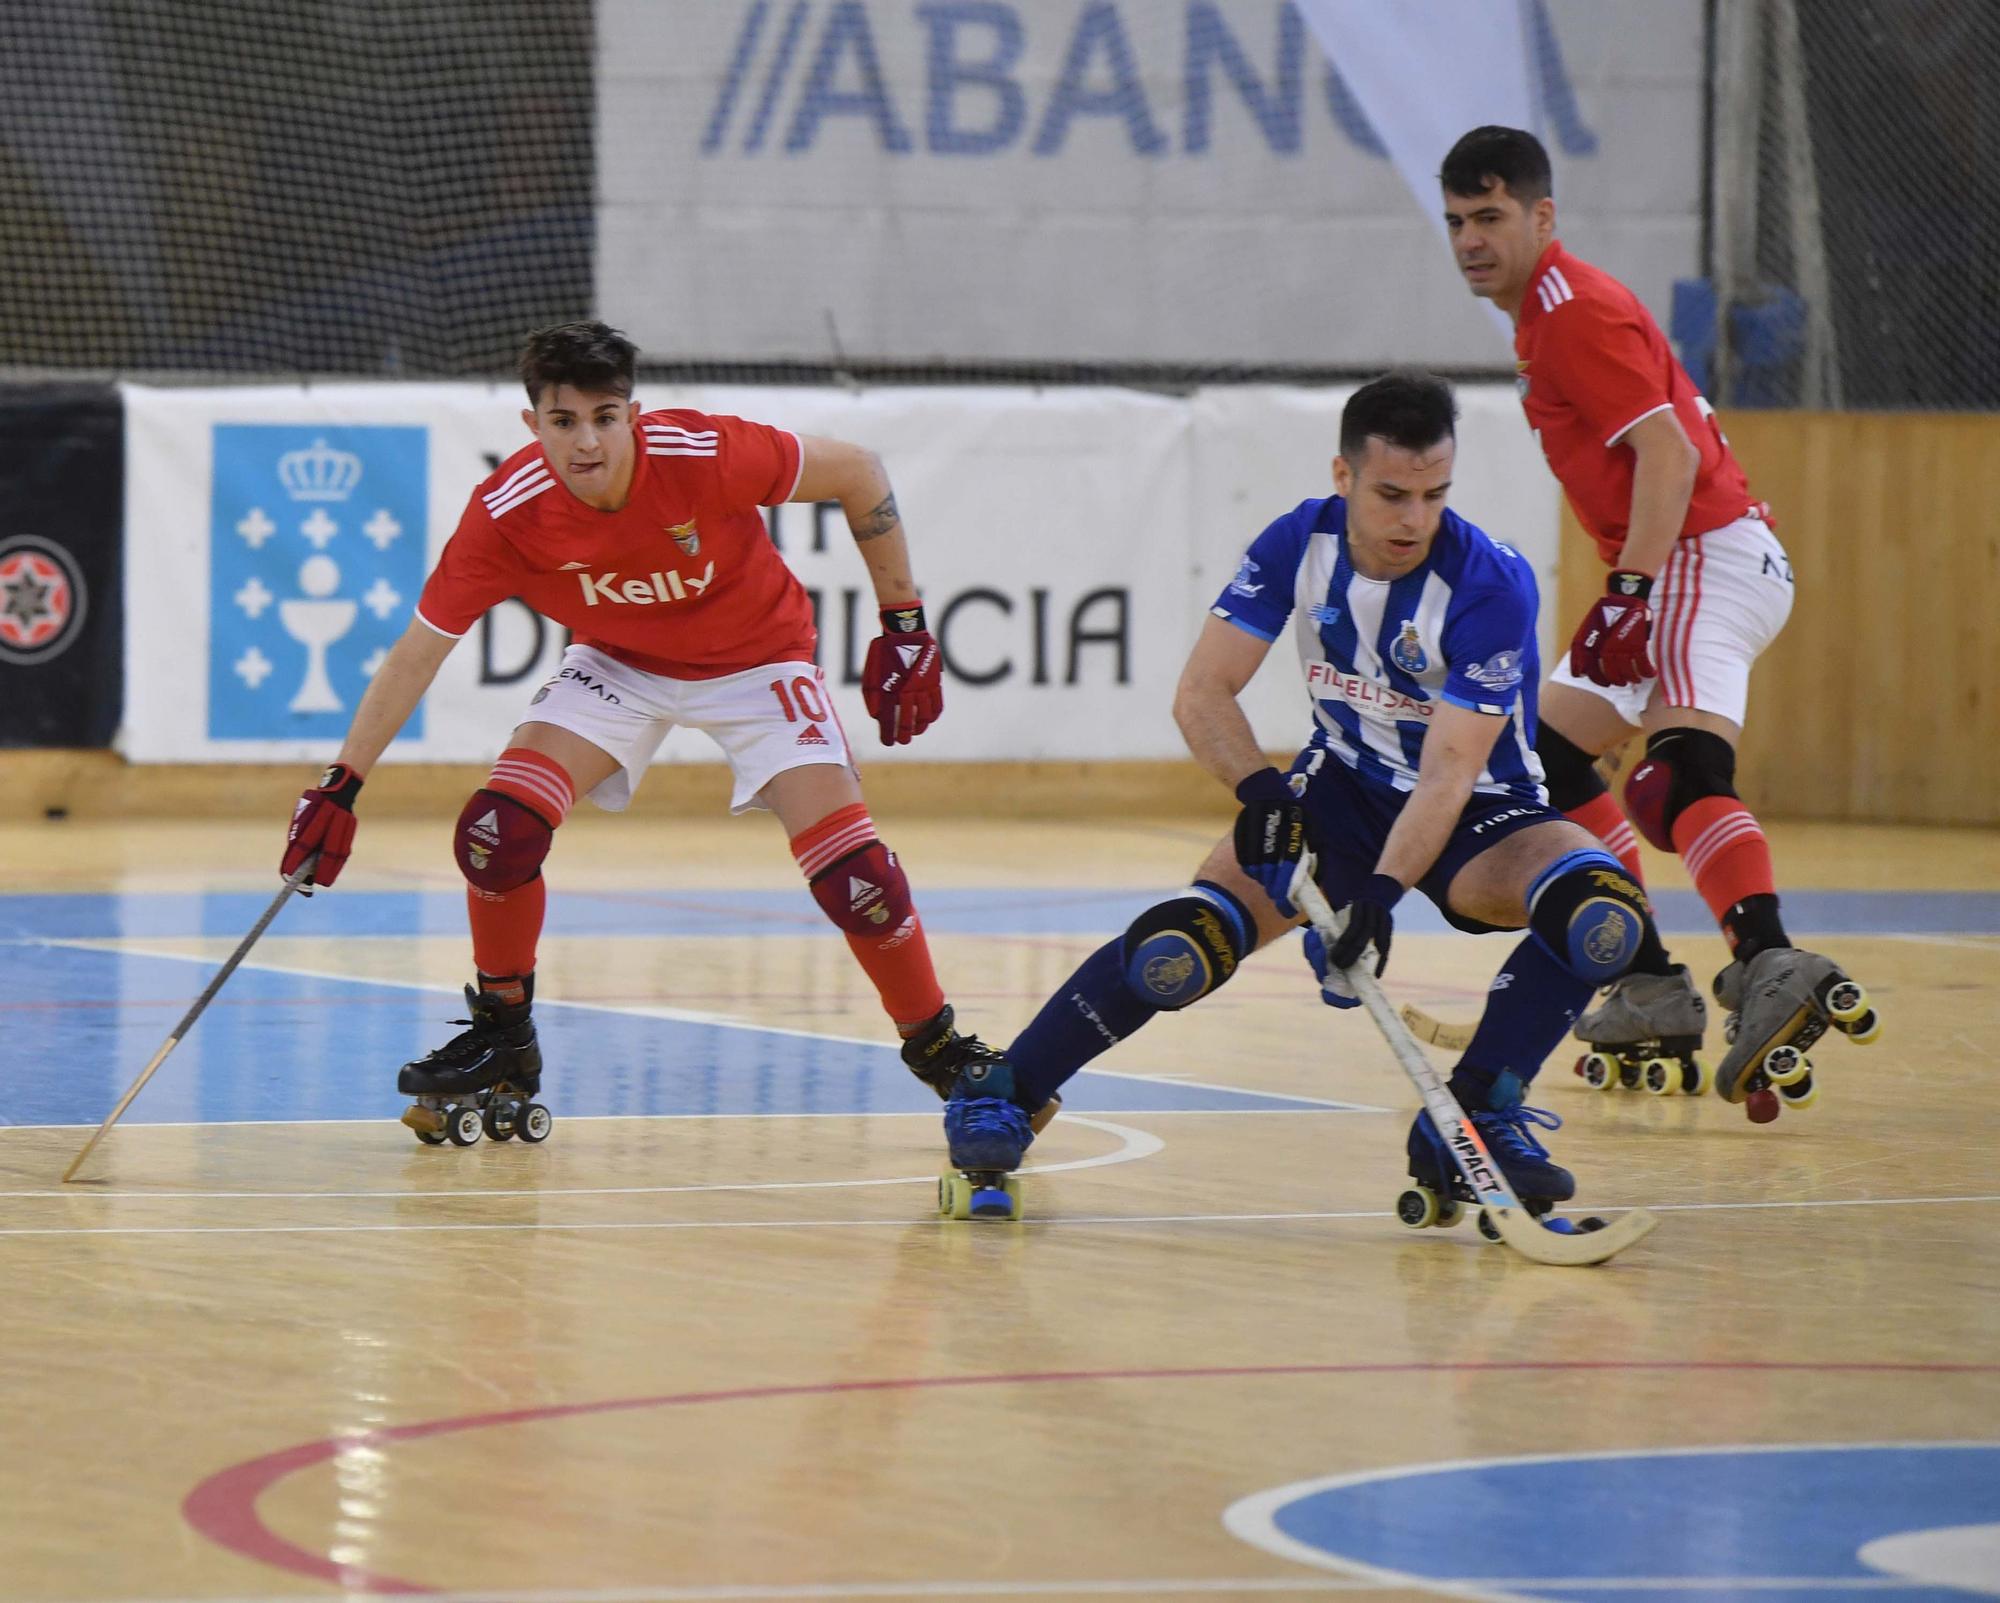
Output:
(283, 762), (363, 887)
(1568, 570), (1656, 687)
(1328, 873), (1402, 977)
(1301, 926), (1361, 1009)
(861, 602), (943, 745)
(1231, 767), (1312, 917)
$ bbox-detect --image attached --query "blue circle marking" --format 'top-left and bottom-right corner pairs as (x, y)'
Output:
(1226, 1443), (2000, 1603)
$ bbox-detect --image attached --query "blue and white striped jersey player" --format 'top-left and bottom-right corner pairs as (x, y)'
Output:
(946, 373), (1684, 1213)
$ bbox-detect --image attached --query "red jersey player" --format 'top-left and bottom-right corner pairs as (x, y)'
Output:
(280, 321), (1041, 1146)
(1438, 128), (1878, 1122)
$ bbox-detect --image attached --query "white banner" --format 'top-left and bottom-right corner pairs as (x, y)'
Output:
(595, 0), (1704, 367)
(119, 380), (1556, 768)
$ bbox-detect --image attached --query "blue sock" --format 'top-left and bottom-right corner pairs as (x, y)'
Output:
(1008, 937), (1157, 1110)
(1448, 932), (1595, 1107)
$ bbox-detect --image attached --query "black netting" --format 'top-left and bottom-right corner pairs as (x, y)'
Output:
(1713, 0), (2000, 409)
(0, 0), (592, 376)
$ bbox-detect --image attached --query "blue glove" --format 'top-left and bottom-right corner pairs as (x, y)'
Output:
(1231, 767), (1310, 917)
(1328, 872), (1404, 977)
(1302, 926), (1362, 1009)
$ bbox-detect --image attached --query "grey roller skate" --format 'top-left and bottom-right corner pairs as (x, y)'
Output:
(1713, 948), (1881, 1124)
(1571, 964), (1712, 1097)
(397, 978), (550, 1148)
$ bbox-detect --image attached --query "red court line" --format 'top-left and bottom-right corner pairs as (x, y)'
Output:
(182, 1357), (2000, 1595)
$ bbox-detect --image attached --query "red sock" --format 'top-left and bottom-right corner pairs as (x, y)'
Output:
(1672, 797), (1776, 924)
(792, 804), (946, 1032)
(464, 748), (572, 980)
(1565, 792), (1645, 885)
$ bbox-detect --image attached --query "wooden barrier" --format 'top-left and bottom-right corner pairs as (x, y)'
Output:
(1558, 410), (2000, 826)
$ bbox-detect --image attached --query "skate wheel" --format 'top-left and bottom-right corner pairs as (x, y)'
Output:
(1763, 1043), (1809, 1088)
(413, 1127), (446, 1146)
(937, 1173), (967, 1219)
(445, 1105), (484, 1147)
(1745, 1088), (1781, 1124)
(1580, 1052), (1619, 1091)
(1839, 1007), (1882, 1045)
(481, 1104), (515, 1142)
(1475, 1208), (1502, 1243)
(1396, 1186), (1440, 1230)
(1685, 1055), (1714, 1096)
(1825, 980), (1867, 1021)
(1777, 1072), (1819, 1111)
(516, 1103), (553, 1144)
(1640, 1057), (1678, 1096)
(1435, 1197), (1466, 1229)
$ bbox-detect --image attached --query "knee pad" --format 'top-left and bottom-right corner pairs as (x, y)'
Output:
(810, 838), (917, 946)
(1527, 848), (1650, 985)
(1120, 881), (1253, 1011)
(1536, 724), (1607, 811)
(1622, 728), (1737, 850)
(455, 789), (554, 893)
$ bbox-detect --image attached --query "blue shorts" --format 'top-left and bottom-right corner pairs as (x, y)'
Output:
(1285, 746), (1562, 934)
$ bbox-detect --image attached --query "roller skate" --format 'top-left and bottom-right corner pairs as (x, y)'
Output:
(904, 1005), (1061, 1126)
(1571, 964), (1711, 1097)
(1713, 947), (1881, 1124)
(1399, 1072), (1604, 1242)
(397, 976), (550, 1148)
(933, 1043), (1035, 1223)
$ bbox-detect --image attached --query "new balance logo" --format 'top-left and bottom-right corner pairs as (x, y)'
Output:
(796, 723), (830, 747)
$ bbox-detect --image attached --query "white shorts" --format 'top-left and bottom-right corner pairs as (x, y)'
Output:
(521, 645), (858, 814)
(1550, 515), (1795, 727)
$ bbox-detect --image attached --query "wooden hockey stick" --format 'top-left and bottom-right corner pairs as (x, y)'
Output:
(62, 857), (319, 1183)
(1399, 1004), (1475, 1052)
(1295, 878), (1658, 1266)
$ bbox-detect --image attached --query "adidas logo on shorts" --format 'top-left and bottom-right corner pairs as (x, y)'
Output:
(796, 723), (830, 747)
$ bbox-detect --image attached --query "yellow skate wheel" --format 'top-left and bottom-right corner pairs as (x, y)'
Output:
(1762, 1043), (1810, 1087)
(1841, 1007), (1882, 1045)
(1435, 1197), (1466, 1229)
(1778, 1072), (1820, 1111)
(1580, 1052), (1619, 1091)
(1640, 1058), (1678, 1096)
(1395, 1186), (1440, 1229)
(938, 1172), (971, 1219)
(1687, 1055), (1714, 1096)
(1826, 980), (1868, 1022)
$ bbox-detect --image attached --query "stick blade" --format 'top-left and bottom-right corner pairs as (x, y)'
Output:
(1399, 1004), (1476, 1052)
(1488, 1204), (1660, 1266)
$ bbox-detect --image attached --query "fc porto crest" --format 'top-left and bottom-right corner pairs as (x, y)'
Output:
(668, 518), (701, 556)
(1390, 619), (1429, 674)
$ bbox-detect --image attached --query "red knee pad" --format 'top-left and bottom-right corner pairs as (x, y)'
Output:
(810, 839), (916, 946)
(1621, 757), (1676, 852)
(455, 789), (553, 893)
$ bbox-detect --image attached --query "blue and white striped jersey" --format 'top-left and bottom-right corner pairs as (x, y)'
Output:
(1210, 496), (1547, 800)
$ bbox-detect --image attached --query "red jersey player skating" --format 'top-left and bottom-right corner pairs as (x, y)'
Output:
(1438, 128), (1879, 1123)
(280, 321), (1049, 1148)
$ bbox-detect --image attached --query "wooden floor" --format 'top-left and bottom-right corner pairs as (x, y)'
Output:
(3, 810), (1998, 1603)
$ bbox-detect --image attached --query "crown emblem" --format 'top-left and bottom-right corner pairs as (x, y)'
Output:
(278, 438), (363, 503)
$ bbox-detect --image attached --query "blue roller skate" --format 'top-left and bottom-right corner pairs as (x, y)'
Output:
(938, 1050), (1034, 1222)
(1399, 1071), (1590, 1241)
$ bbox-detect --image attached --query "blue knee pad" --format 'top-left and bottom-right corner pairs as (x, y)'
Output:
(1526, 848), (1648, 985)
(1120, 881), (1253, 1010)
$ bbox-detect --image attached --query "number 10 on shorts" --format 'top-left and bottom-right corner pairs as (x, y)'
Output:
(769, 674), (828, 724)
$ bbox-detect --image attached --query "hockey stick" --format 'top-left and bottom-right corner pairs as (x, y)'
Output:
(62, 856), (319, 1183)
(1399, 1004), (1474, 1052)
(1294, 878), (1658, 1266)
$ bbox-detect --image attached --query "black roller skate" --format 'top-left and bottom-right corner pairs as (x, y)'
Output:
(397, 975), (550, 1148)
(1399, 1072), (1601, 1242)
(1572, 964), (1712, 1097)
(1713, 948), (1880, 1124)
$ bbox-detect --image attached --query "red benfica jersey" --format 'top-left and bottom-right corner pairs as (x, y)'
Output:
(417, 409), (812, 679)
(1516, 242), (1761, 565)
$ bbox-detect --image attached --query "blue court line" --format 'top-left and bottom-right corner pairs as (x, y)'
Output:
(0, 944), (1358, 1129)
(2, 888), (1995, 941)
(1235, 1443), (2000, 1603)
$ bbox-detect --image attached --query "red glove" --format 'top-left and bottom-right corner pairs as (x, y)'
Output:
(861, 602), (944, 745)
(1568, 570), (1656, 687)
(283, 762), (363, 887)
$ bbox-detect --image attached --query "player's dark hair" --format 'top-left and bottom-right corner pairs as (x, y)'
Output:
(1339, 371), (1457, 463)
(1439, 125), (1553, 204)
(518, 320), (639, 405)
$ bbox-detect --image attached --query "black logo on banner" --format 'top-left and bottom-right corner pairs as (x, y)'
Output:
(0, 534), (87, 665)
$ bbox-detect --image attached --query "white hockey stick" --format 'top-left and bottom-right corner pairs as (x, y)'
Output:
(1295, 877), (1658, 1267)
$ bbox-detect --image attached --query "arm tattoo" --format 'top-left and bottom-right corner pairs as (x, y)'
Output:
(851, 492), (900, 542)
